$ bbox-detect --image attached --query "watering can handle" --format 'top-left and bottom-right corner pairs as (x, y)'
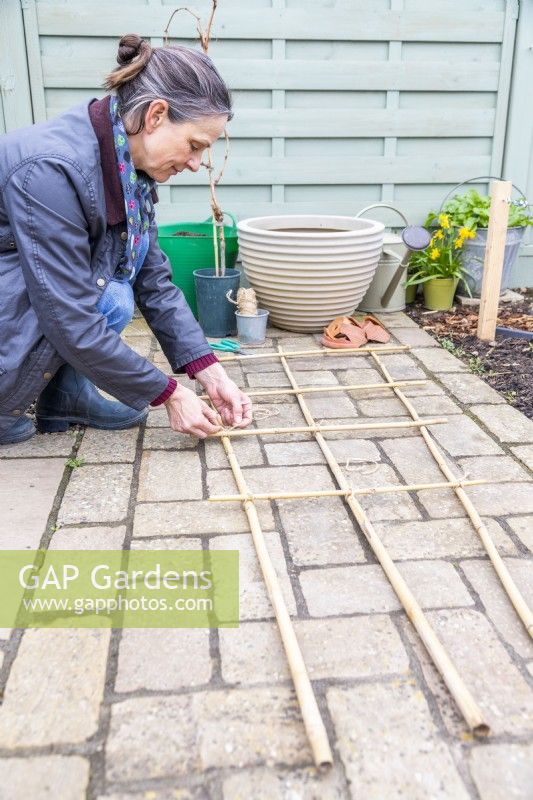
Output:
(438, 176), (528, 213)
(202, 211), (238, 228)
(355, 203), (409, 227)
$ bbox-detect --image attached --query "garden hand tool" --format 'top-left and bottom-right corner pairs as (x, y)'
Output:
(209, 339), (253, 355)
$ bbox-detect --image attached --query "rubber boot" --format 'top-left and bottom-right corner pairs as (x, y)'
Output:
(0, 414), (36, 445)
(35, 364), (148, 432)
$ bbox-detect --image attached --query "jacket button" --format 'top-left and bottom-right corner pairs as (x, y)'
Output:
(96, 277), (106, 287)
(43, 372), (52, 380)
(11, 409), (22, 416)
(120, 231), (128, 241)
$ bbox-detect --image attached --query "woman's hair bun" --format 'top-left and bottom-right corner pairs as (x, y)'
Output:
(117, 33), (150, 65)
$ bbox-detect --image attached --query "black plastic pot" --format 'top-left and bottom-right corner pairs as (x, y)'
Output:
(193, 268), (241, 337)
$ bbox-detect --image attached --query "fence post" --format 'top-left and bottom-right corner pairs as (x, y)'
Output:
(477, 180), (511, 341)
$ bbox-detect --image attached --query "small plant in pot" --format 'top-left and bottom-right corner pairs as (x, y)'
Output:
(227, 288), (269, 345)
(405, 214), (474, 310)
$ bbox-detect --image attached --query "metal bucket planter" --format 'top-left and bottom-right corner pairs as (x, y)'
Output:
(236, 215), (385, 332)
(458, 226), (526, 297)
(236, 309), (269, 344)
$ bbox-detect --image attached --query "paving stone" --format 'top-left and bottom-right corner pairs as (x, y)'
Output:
(98, 790), (208, 800)
(470, 403), (533, 443)
(429, 416), (503, 456)
(0, 755), (90, 800)
(143, 427), (199, 450)
(304, 393), (357, 419)
(131, 536), (202, 550)
(339, 367), (393, 400)
(276, 496), (366, 566)
(349, 462), (422, 522)
(247, 403), (310, 442)
(106, 687), (311, 782)
(372, 352), (427, 380)
(138, 450), (202, 501)
(0, 628), (110, 747)
(133, 500), (275, 537)
(145, 406), (171, 427)
(285, 353), (375, 371)
(505, 516), (533, 553)
(469, 744), (533, 800)
(375, 311), (419, 328)
(462, 482), (533, 515)
(222, 765), (348, 800)
(205, 436), (264, 468)
(389, 326), (440, 347)
(327, 681), (469, 800)
(408, 393), (463, 416)
(320, 416), (419, 440)
(211, 532), (296, 620)
(456, 455), (531, 482)
(50, 525), (126, 550)
(122, 335), (152, 358)
(0, 431), (76, 458)
(357, 397), (409, 417)
(300, 560), (473, 616)
(264, 441), (326, 466)
(460, 559), (533, 659)
(246, 370), (326, 388)
(402, 609), (533, 736)
(411, 346), (468, 373)
(380, 437), (466, 519)
(207, 464), (336, 497)
(116, 628), (211, 691)
(0, 458), (65, 548)
(326, 437), (381, 463)
(401, 381), (446, 397)
(511, 445), (533, 472)
(220, 615), (409, 684)
(437, 371), (506, 405)
(58, 463), (133, 524)
(123, 317), (152, 336)
(76, 428), (138, 463)
(375, 517), (516, 560)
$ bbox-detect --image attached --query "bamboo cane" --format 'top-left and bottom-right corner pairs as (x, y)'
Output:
(199, 378), (427, 401)
(208, 477), (499, 503)
(218, 428), (333, 768)
(212, 214), (219, 277)
(216, 344), (409, 362)
(209, 417), (447, 439)
(371, 350), (533, 638)
(277, 345), (490, 736)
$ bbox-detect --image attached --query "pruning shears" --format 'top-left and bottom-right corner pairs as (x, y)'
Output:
(210, 339), (252, 355)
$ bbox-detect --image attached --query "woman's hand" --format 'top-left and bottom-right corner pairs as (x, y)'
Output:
(163, 383), (222, 439)
(194, 363), (253, 428)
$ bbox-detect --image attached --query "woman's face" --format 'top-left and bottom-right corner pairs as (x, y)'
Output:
(127, 99), (228, 183)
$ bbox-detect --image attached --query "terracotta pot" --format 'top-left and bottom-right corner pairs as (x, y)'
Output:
(236, 215), (384, 331)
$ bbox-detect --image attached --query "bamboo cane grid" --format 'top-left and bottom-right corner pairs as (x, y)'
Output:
(202, 342), (533, 759)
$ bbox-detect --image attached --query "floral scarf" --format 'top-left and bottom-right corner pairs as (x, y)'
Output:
(109, 95), (154, 281)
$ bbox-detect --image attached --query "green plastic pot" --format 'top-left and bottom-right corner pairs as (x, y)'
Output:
(405, 283), (417, 304)
(158, 212), (239, 317)
(423, 277), (459, 311)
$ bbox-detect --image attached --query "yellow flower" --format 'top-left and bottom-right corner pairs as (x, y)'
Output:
(430, 247), (440, 260)
(459, 226), (475, 240)
(435, 229), (444, 240)
(454, 238), (464, 249)
(438, 214), (450, 229)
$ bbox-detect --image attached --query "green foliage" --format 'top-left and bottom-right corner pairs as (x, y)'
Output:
(426, 189), (533, 232)
(66, 457), (85, 469)
(405, 216), (474, 293)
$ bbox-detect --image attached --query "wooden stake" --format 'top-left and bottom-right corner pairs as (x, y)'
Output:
(371, 350), (533, 639)
(277, 346), (490, 736)
(477, 180), (511, 341)
(218, 429), (333, 768)
(209, 418), (447, 438)
(216, 344), (409, 362)
(208, 477), (499, 503)
(199, 378), (427, 401)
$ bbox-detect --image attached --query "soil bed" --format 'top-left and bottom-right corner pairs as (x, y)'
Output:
(405, 290), (533, 419)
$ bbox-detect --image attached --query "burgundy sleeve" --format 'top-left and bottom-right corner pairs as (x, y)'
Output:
(150, 353), (219, 406)
(150, 377), (177, 407)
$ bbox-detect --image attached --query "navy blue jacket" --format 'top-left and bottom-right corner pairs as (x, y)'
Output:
(0, 99), (214, 413)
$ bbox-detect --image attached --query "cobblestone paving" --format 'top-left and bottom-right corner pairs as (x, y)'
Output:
(0, 311), (531, 799)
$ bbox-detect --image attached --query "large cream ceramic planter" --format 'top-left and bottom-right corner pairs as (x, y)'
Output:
(236, 215), (385, 331)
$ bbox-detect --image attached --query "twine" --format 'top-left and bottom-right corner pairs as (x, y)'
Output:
(226, 287), (258, 315)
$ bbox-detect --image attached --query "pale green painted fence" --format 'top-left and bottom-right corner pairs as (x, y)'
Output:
(1, 0), (530, 285)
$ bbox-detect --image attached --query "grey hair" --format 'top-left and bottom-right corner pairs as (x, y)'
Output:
(103, 33), (233, 134)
